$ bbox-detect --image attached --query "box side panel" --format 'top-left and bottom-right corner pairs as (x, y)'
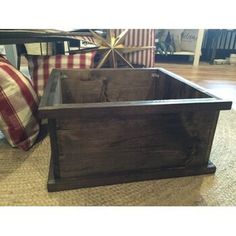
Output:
(156, 70), (211, 100)
(55, 110), (218, 178)
(48, 119), (60, 178)
(61, 69), (158, 103)
(61, 78), (105, 103)
(59, 69), (156, 82)
(175, 110), (220, 167)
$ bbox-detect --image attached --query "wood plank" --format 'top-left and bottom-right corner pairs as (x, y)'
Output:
(203, 111), (220, 164)
(155, 63), (236, 109)
(61, 78), (106, 103)
(38, 67), (232, 191)
(157, 68), (220, 99)
(61, 68), (157, 102)
(58, 68), (156, 83)
(47, 161), (216, 192)
(56, 111), (217, 178)
(106, 73), (156, 101)
(48, 119), (60, 178)
(157, 69), (211, 99)
(39, 98), (232, 119)
(54, 75), (62, 105)
(39, 69), (62, 107)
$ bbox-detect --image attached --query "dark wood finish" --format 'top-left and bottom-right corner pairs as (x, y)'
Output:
(56, 111), (218, 178)
(156, 69), (212, 99)
(39, 70), (63, 107)
(48, 119), (60, 178)
(39, 98), (231, 120)
(155, 63), (236, 109)
(0, 29), (93, 45)
(38, 68), (232, 192)
(47, 160), (216, 192)
(61, 77), (106, 104)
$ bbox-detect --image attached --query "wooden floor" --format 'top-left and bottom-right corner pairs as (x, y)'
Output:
(155, 62), (236, 109)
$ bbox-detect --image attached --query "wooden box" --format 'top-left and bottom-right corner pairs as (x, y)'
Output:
(39, 68), (232, 192)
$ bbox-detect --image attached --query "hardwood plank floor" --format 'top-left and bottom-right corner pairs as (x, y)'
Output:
(155, 62), (236, 109)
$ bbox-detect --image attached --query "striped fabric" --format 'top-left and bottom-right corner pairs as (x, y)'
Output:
(0, 55), (39, 151)
(27, 52), (96, 97)
(80, 36), (97, 45)
(74, 30), (155, 67)
(114, 29), (155, 67)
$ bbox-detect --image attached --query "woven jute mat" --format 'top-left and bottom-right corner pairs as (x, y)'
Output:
(0, 110), (235, 206)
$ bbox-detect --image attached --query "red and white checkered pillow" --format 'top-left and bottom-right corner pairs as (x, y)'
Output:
(27, 52), (96, 97)
(0, 55), (39, 151)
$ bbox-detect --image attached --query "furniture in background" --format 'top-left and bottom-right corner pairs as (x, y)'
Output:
(66, 29), (155, 68)
(0, 30), (96, 151)
(114, 29), (155, 68)
(201, 29), (236, 64)
(155, 29), (205, 67)
(0, 29), (93, 69)
(0, 29), (155, 69)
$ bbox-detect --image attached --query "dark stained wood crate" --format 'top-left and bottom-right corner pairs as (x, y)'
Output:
(38, 68), (232, 192)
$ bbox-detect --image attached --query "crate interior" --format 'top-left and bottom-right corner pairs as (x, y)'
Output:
(60, 70), (211, 104)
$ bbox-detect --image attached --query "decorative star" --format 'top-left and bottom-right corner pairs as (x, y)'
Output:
(89, 29), (154, 68)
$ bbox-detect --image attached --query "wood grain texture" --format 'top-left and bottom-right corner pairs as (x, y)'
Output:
(39, 68), (231, 119)
(56, 111), (219, 178)
(61, 77), (106, 103)
(47, 159), (216, 192)
(48, 119), (60, 178)
(38, 68), (232, 191)
(156, 63), (236, 109)
(39, 99), (231, 119)
(39, 69), (62, 107)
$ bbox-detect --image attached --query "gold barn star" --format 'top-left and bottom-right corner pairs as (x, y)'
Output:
(89, 29), (154, 68)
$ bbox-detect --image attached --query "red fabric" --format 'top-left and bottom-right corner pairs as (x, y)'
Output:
(1, 64), (38, 112)
(27, 52), (96, 97)
(0, 87), (30, 149)
(0, 55), (39, 150)
(114, 29), (155, 67)
(43, 56), (49, 95)
(32, 56), (39, 93)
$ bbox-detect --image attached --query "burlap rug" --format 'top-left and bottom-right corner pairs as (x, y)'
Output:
(0, 110), (235, 206)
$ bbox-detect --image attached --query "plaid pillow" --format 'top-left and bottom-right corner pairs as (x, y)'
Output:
(27, 52), (96, 97)
(0, 55), (39, 151)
